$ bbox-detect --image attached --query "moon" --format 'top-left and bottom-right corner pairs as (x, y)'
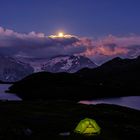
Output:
(58, 32), (64, 37)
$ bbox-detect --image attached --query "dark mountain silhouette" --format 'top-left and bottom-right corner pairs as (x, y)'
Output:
(8, 56), (140, 100)
(78, 56), (140, 88)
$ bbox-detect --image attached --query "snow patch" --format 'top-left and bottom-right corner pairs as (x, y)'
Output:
(47, 56), (70, 66)
(61, 58), (73, 70)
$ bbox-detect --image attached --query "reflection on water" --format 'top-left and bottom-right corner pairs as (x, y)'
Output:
(0, 84), (22, 101)
(80, 96), (140, 110)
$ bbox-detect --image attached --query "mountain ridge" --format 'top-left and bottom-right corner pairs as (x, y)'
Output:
(8, 56), (140, 100)
(0, 55), (97, 82)
(0, 55), (34, 82)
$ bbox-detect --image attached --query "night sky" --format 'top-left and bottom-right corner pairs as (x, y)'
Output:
(1, 0), (140, 36)
(0, 0), (140, 64)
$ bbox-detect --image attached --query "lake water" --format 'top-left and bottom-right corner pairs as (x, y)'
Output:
(0, 84), (22, 101)
(0, 84), (140, 110)
(80, 96), (140, 110)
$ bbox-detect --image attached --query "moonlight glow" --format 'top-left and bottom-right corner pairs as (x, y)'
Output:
(49, 31), (76, 39)
(58, 32), (64, 37)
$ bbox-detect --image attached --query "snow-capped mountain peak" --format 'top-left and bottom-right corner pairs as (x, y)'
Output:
(0, 55), (97, 82)
(41, 55), (97, 73)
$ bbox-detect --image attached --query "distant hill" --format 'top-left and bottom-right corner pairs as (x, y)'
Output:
(8, 72), (87, 100)
(78, 56), (140, 86)
(8, 56), (140, 100)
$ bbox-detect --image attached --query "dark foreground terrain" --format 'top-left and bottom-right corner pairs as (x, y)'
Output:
(0, 101), (139, 140)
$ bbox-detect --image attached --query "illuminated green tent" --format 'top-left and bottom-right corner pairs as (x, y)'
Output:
(74, 118), (101, 136)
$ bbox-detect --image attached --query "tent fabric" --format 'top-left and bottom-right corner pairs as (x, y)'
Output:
(74, 118), (101, 136)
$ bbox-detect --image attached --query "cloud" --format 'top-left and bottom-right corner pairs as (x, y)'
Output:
(75, 35), (140, 63)
(0, 26), (83, 58)
(0, 26), (140, 64)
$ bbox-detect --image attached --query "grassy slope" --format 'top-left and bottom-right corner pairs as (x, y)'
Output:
(0, 101), (139, 140)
